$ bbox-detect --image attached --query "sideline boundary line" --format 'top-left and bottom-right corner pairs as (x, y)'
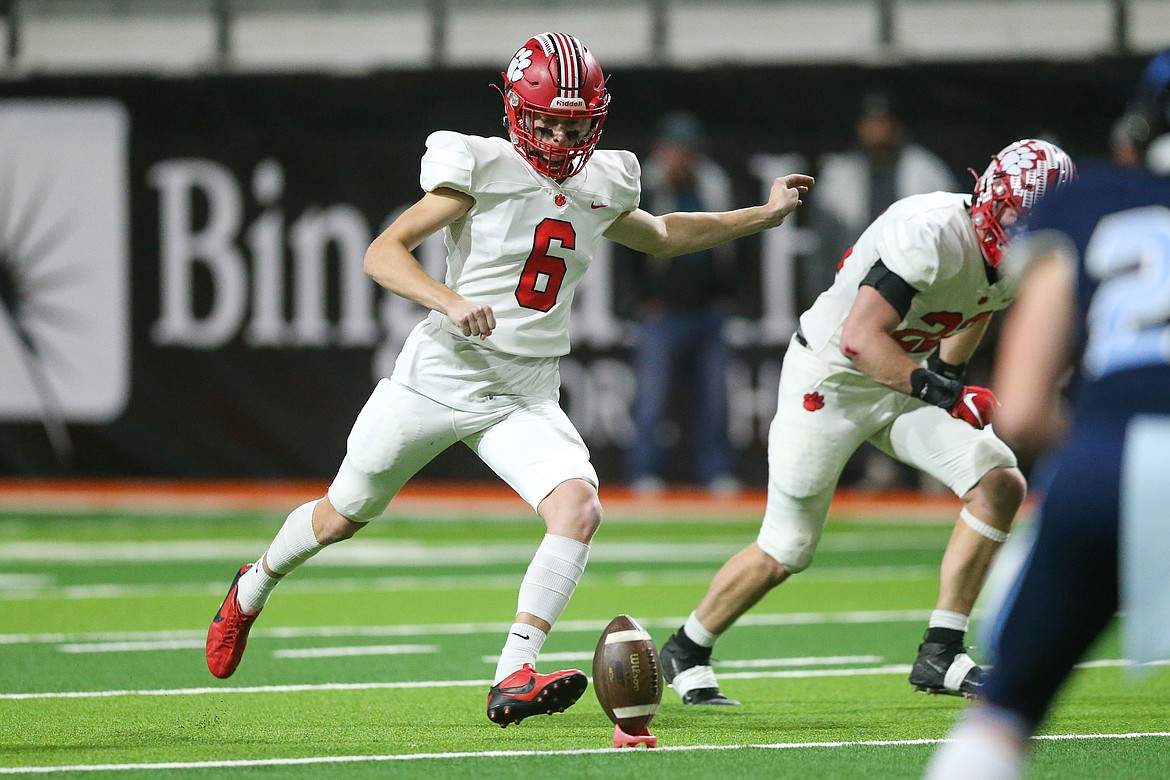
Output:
(1, 732), (1166, 774)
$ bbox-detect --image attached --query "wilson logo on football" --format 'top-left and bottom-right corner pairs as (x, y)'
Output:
(803, 392), (825, 412)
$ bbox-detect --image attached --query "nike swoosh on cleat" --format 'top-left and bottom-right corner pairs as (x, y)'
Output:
(499, 678), (536, 695)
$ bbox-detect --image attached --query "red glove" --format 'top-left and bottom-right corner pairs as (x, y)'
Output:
(948, 385), (997, 430)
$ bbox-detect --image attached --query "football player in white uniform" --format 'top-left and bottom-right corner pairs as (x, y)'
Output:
(660, 139), (1075, 705)
(205, 31), (813, 728)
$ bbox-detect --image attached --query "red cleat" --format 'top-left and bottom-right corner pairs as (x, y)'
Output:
(206, 564), (261, 679)
(486, 665), (588, 727)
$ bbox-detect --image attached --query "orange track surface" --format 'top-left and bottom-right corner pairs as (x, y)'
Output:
(0, 478), (963, 520)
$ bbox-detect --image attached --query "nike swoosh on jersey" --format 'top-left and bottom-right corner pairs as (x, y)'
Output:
(590, 202), (607, 209)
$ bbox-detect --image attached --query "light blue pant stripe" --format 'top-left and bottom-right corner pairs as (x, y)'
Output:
(1121, 415), (1170, 670)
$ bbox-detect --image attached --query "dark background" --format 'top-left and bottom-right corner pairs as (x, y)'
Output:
(0, 56), (1148, 483)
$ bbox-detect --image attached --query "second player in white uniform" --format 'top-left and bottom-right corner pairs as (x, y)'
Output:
(205, 31), (813, 728)
(765, 192), (1020, 566)
(660, 140), (1076, 705)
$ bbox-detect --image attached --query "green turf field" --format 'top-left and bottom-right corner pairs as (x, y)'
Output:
(2, 503), (1167, 778)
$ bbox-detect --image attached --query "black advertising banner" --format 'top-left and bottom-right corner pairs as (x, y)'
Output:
(0, 59), (1146, 483)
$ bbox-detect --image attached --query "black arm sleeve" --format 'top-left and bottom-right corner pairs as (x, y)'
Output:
(860, 260), (917, 319)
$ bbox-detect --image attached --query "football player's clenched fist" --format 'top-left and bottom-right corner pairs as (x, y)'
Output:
(448, 299), (496, 339)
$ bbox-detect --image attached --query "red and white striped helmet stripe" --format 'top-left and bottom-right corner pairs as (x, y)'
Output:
(537, 32), (584, 99)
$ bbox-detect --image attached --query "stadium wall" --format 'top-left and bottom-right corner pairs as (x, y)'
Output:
(0, 57), (1148, 484)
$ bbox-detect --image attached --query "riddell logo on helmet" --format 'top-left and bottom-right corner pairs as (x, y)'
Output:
(550, 97), (586, 110)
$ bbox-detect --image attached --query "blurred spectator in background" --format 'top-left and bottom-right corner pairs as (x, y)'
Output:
(810, 91), (958, 490)
(1110, 112), (1145, 167)
(622, 111), (741, 495)
(1111, 53), (1170, 175)
(808, 91), (958, 305)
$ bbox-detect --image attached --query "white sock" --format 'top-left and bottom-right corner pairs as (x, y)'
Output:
(492, 534), (589, 682)
(924, 710), (1027, 780)
(930, 610), (971, 632)
(684, 611), (719, 648)
(493, 623), (548, 684)
(515, 534), (590, 625)
(236, 501), (323, 613)
(235, 557), (278, 614)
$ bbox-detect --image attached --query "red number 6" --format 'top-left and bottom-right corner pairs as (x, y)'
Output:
(515, 218), (574, 312)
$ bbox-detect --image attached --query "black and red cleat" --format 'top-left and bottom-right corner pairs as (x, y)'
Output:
(206, 564), (261, 679)
(486, 665), (588, 727)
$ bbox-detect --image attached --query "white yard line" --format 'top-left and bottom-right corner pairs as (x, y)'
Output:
(0, 565), (938, 602)
(478, 653), (886, 666)
(0, 533), (943, 565)
(272, 644), (439, 659)
(56, 641), (443, 657)
(719, 655), (885, 668)
(0, 540), (757, 565)
(481, 651), (594, 663)
(0, 658), (1152, 701)
(1078, 658), (1170, 670)
(58, 640), (206, 653)
(0, 574), (525, 601)
(0, 610), (936, 646)
(0, 733), (1166, 774)
(1, 680), (494, 700)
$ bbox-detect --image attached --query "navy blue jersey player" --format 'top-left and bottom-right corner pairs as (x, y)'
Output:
(926, 50), (1170, 780)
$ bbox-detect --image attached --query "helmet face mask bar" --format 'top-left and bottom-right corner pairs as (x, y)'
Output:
(969, 139), (1077, 267)
(499, 32), (610, 179)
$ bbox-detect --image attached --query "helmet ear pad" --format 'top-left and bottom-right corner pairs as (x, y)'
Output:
(499, 32), (610, 178)
(969, 139), (1077, 267)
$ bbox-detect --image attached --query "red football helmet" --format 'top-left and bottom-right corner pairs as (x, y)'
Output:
(970, 139), (1077, 267)
(499, 32), (610, 179)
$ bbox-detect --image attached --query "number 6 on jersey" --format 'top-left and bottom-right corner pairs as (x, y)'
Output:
(515, 218), (574, 311)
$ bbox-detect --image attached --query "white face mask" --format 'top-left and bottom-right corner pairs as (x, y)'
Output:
(1147, 133), (1170, 175)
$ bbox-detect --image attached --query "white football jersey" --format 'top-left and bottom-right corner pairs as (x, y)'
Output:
(420, 131), (640, 357)
(798, 191), (1020, 374)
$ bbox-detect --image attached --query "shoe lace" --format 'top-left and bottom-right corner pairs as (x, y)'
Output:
(218, 614), (240, 645)
(216, 600), (253, 647)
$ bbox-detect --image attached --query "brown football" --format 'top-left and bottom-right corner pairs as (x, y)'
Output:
(592, 614), (663, 733)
